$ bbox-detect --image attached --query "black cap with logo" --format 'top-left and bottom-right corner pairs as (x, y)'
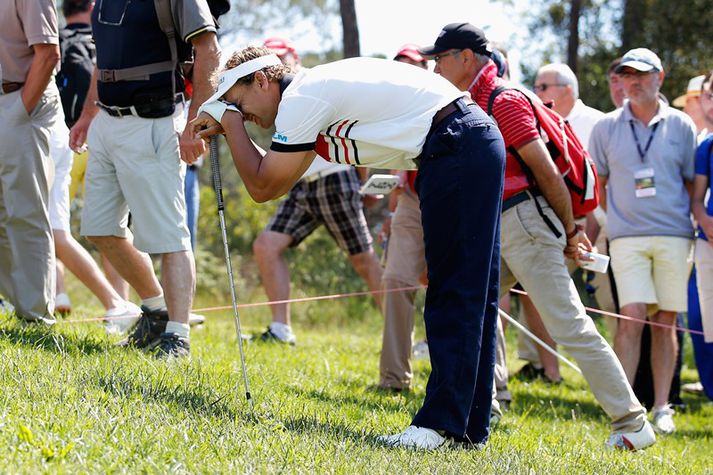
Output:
(419, 23), (492, 57)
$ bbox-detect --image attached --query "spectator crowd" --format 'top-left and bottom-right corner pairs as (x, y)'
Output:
(1, 0), (712, 452)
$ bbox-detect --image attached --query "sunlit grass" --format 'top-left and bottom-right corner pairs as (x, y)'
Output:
(0, 281), (711, 474)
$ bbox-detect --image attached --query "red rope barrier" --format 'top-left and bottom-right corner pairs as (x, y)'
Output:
(58, 284), (705, 336)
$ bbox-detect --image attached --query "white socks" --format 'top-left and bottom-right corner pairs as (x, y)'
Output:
(142, 294), (167, 312)
(269, 322), (294, 341)
(166, 321), (190, 339)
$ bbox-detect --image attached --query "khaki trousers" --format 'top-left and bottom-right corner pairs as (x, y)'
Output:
(0, 87), (58, 319)
(500, 195), (645, 432)
(379, 189), (510, 399)
(694, 238), (713, 343)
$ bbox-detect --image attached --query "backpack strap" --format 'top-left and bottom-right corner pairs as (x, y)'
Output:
(487, 85), (509, 117)
(488, 84), (563, 238)
(153, 0), (178, 96)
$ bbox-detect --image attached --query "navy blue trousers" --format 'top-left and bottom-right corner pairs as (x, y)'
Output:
(411, 101), (505, 444)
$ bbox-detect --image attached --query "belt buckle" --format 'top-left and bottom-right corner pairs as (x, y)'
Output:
(100, 70), (116, 82)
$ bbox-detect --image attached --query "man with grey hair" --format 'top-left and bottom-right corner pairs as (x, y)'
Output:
(535, 63), (604, 145)
(590, 48), (698, 435)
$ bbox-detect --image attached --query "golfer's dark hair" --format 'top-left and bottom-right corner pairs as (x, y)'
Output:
(703, 71), (713, 93)
(63, 0), (93, 18)
(218, 46), (290, 88)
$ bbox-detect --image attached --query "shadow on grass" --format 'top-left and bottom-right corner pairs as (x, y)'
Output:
(510, 388), (607, 422)
(94, 372), (238, 419)
(288, 381), (423, 414)
(0, 323), (108, 355)
(278, 414), (373, 446)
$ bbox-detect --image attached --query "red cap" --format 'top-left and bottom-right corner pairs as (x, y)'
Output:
(263, 37), (297, 57)
(394, 44), (426, 63)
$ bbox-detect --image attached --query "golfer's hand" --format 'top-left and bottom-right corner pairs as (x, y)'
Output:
(191, 112), (224, 141)
(564, 228), (593, 262)
(180, 123), (207, 164)
(69, 114), (92, 153)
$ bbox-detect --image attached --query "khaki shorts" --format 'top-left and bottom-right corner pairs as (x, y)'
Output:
(49, 119), (73, 231)
(80, 107), (191, 254)
(609, 235), (692, 313)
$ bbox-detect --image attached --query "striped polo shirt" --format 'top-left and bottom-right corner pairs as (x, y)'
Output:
(270, 57), (466, 170)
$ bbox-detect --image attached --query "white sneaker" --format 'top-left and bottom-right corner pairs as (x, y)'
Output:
(188, 313), (206, 327)
(378, 425), (445, 450)
(490, 399), (503, 427)
(413, 340), (429, 360)
(682, 382), (704, 394)
(104, 301), (142, 334)
(652, 405), (676, 434)
(56, 293), (72, 315)
(0, 298), (15, 315)
(605, 420), (656, 451)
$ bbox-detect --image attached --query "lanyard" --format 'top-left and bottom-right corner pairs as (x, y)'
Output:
(629, 120), (659, 163)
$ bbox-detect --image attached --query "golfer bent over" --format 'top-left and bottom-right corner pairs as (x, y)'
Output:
(192, 47), (505, 449)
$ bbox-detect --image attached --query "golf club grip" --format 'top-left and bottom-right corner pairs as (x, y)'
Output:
(209, 138), (225, 211)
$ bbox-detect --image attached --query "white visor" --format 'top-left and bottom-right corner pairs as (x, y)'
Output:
(204, 54), (283, 105)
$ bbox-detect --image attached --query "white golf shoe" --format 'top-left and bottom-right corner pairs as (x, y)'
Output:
(378, 425), (445, 450)
(605, 420), (656, 451)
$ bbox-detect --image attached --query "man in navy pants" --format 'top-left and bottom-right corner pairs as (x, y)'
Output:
(191, 46), (505, 449)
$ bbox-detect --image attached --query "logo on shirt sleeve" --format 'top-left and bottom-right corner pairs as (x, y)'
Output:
(272, 132), (288, 142)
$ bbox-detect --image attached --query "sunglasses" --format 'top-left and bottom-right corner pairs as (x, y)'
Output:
(98, 0), (131, 26)
(533, 83), (567, 93)
(432, 50), (462, 63)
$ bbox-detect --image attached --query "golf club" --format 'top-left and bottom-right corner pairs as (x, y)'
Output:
(209, 136), (253, 408)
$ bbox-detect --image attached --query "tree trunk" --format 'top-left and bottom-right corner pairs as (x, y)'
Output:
(339, 0), (360, 58)
(567, 0), (582, 74)
(621, 0), (647, 51)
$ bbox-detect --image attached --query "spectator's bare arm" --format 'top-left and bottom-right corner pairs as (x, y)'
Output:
(69, 67), (98, 152)
(598, 175), (608, 212)
(181, 31), (221, 164)
(22, 43), (60, 113)
(692, 175), (713, 242)
(517, 138), (591, 259)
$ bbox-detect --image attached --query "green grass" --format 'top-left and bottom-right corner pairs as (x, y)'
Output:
(1, 287), (712, 474)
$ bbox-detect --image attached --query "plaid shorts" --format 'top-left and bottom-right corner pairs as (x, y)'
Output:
(266, 168), (373, 255)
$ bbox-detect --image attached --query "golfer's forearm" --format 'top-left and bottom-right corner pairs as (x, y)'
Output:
(22, 44), (60, 113)
(223, 115), (276, 202)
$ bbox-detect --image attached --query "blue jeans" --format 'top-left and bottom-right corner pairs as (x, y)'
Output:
(185, 165), (200, 250)
(411, 100), (505, 444)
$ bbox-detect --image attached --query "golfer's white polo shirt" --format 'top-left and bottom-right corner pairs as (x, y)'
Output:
(270, 57), (466, 170)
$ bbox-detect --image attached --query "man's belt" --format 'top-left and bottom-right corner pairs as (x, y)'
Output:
(97, 93), (184, 118)
(1, 81), (24, 94)
(502, 189), (541, 213)
(413, 98), (473, 168)
(428, 97), (472, 134)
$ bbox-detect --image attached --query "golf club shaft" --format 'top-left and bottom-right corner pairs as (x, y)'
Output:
(209, 137), (253, 408)
(498, 308), (582, 374)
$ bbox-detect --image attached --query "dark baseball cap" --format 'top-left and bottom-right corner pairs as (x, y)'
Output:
(419, 23), (492, 57)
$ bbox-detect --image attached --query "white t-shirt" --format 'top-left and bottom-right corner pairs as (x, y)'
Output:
(270, 57), (466, 170)
(566, 99), (604, 149)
